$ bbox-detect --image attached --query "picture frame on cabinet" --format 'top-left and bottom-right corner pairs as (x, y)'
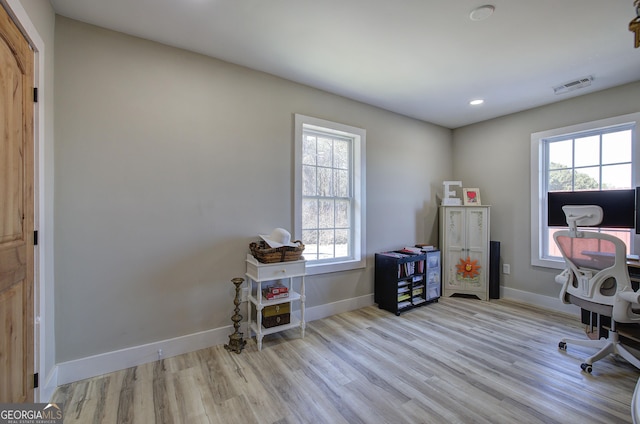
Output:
(463, 188), (481, 205)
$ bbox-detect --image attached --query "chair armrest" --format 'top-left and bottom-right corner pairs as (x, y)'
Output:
(618, 289), (640, 304)
(555, 268), (571, 285)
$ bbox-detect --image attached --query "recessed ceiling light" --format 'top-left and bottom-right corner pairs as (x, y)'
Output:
(470, 99), (484, 106)
(469, 5), (495, 21)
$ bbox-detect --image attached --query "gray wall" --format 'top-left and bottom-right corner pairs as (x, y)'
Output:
(54, 17), (452, 362)
(453, 81), (640, 298)
(43, 7), (640, 366)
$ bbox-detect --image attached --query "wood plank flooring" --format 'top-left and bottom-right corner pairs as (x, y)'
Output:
(51, 298), (640, 423)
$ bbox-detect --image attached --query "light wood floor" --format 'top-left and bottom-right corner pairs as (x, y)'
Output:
(52, 297), (640, 423)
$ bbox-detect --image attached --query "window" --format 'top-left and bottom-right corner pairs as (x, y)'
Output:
(531, 113), (640, 269)
(294, 114), (366, 275)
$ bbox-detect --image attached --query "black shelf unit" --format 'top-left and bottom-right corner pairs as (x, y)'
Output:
(375, 250), (441, 315)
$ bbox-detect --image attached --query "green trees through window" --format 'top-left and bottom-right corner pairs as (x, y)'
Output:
(548, 162), (602, 191)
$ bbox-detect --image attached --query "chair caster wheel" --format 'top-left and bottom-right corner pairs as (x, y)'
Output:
(581, 363), (593, 373)
(558, 341), (566, 350)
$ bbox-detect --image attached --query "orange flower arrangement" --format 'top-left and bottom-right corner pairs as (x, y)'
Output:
(456, 256), (481, 279)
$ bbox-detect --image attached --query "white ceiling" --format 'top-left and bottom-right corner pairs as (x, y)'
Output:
(49, 0), (640, 129)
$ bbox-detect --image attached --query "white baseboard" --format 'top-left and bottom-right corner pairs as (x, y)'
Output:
(305, 293), (375, 322)
(501, 286), (580, 316)
(53, 290), (573, 388)
(38, 367), (58, 402)
(56, 325), (232, 386)
(55, 294), (375, 386)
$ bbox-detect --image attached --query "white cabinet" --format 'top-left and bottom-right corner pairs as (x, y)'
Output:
(245, 255), (306, 350)
(439, 206), (490, 300)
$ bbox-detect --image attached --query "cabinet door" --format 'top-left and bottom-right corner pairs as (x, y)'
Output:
(443, 208), (465, 289)
(463, 208), (488, 289)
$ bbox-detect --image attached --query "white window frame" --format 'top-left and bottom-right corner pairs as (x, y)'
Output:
(294, 114), (366, 275)
(530, 112), (640, 269)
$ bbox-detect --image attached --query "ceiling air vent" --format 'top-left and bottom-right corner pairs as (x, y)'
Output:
(553, 76), (594, 95)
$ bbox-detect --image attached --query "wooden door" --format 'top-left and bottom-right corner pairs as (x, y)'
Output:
(0, 3), (34, 403)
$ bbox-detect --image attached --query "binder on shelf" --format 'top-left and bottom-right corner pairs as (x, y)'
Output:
(398, 293), (411, 302)
(264, 281), (288, 295)
(263, 290), (289, 300)
(399, 262), (415, 278)
(380, 251), (409, 259)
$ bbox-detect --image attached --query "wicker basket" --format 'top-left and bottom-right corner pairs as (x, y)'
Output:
(249, 240), (305, 263)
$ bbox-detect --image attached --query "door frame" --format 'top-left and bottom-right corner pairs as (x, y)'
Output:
(1, 0), (51, 402)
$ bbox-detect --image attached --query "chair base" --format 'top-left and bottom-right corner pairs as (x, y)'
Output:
(559, 331), (640, 373)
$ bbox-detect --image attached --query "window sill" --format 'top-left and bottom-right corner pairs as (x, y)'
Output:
(305, 258), (366, 276)
(532, 257), (565, 270)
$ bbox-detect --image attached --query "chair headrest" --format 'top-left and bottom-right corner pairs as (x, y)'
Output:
(562, 205), (603, 236)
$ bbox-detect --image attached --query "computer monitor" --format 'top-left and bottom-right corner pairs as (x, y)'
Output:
(547, 189), (636, 229)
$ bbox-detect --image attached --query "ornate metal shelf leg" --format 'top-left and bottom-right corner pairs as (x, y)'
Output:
(224, 277), (246, 354)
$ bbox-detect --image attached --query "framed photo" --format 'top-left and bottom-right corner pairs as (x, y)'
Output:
(463, 188), (481, 205)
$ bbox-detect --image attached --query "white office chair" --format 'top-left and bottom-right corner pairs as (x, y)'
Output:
(633, 377), (640, 424)
(555, 205), (640, 373)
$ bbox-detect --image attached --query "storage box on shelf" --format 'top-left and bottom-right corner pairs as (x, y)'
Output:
(245, 254), (306, 350)
(252, 300), (291, 328)
(425, 250), (442, 301)
(375, 249), (441, 315)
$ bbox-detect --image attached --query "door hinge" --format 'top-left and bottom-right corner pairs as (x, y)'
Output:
(33, 87), (38, 103)
(34, 230), (38, 246)
(33, 373), (39, 388)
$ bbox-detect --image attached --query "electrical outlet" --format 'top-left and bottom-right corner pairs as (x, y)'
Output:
(503, 264), (511, 275)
